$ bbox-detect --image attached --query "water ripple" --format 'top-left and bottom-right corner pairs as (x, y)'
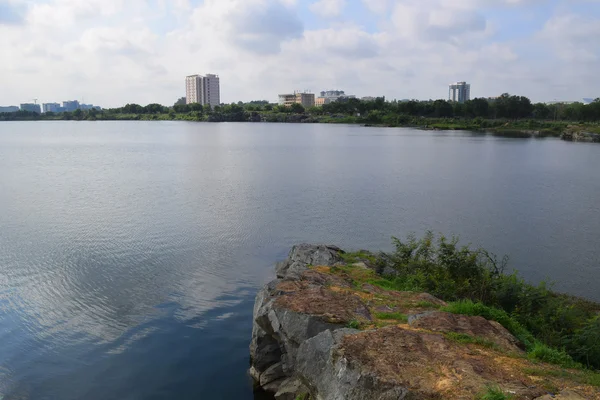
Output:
(1, 122), (599, 399)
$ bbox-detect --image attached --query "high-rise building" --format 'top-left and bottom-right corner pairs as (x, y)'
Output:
(186, 75), (202, 104)
(186, 74), (220, 107)
(203, 74), (220, 107)
(449, 82), (471, 103)
(43, 103), (61, 113)
(20, 103), (41, 113)
(62, 100), (80, 112)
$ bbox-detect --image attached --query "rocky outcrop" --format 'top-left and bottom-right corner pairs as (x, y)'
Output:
(250, 245), (600, 399)
(250, 244), (347, 398)
(561, 128), (600, 143)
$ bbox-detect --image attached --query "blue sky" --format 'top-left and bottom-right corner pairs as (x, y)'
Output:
(0, 0), (599, 107)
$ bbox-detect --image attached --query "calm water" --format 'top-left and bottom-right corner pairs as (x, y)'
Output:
(0, 121), (599, 399)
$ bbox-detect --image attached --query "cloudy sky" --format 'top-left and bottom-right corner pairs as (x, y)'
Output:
(1, 0), (599, 107)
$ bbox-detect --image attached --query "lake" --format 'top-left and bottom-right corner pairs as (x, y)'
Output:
(0, 121), (599, 399)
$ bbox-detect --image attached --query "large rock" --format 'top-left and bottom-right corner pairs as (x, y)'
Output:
(409, 311), (524, 353)
(298, 325), (546, 399)
(250, 245), (600, 399)
(250, 244), (346, 395)
(275, 244), (343, 280)
(297, 328), (410, 400)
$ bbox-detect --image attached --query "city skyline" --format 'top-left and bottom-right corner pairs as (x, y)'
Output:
(0, 0), (598, 108)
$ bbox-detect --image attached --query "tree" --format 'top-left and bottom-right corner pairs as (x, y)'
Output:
(532, 103), (551, 120)
(174, 97), (186, 106)
(174, 104), (191, 113)
(188, 103), (203, 112)
(432, 100), (453, 118)
(144, 103), (166, 114)
(123, 103), (144, 114)
(307, 106), (323, 115)
(466, 98), (490, 118)
(290, 103), (305, 113)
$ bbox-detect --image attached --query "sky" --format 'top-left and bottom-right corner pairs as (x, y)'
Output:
(1, 0), (599, 107)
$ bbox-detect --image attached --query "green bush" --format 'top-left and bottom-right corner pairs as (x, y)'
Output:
(527, 342), (580, 368)
(380, 233), (600, 370)
(565, 317), (600, 369)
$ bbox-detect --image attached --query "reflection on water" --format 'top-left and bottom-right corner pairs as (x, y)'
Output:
(0, 121), (599, 399)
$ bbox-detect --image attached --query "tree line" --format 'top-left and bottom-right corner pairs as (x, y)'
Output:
(311, 94), (600, 122)
(2, 94), (599, 123)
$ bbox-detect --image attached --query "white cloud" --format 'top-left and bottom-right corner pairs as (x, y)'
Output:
(309, 0), (346, 17)
(391, 1), (487, 43)
(0, 0), (599, 107)
(361, 0), (389, 14)
(538, 13), (600, 62)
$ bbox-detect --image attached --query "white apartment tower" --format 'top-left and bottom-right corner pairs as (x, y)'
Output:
(449, 82), (471, 103)
(185, 74), (220, 107)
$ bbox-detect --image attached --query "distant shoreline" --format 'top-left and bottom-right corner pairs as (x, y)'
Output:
(2, 113), (599, 142)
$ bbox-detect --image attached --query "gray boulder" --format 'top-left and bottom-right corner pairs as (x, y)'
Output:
(297, 329), (410, 400)
(250, 244), (345, 395)
(276, 244), (343, 279)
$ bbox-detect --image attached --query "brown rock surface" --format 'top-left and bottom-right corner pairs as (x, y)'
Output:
(250, 245), (600, 400)
(409, 311), (524, 353)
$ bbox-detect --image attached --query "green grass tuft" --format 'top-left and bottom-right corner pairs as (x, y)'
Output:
(478, 386), (512, 400)
(374, 312), (408, 322)
(340, 250), (378, 265)
(346, 319), (361, 329)
(415, 301), (442, 309)
(445, 332), (500, 350)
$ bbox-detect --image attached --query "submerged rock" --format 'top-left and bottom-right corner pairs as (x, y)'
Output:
(250, 245), (600, 399)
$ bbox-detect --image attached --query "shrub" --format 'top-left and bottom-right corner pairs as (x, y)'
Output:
(380, 233), (600, 370)
(527, 342), (580, 368)
(564, 316), (600, 369)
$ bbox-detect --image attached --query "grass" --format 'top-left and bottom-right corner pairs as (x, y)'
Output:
(442, 300), (535, 349)
(527, 342), (581, 369)
(477, 386), (513, 400)
(445, 332), (500, 351)
(442, 300), (585, 369)
(340, 250), (378, 265)
(366, 276), (423, 292)
(374, 312), (408, 323)
(346, 319), (361, 329)
(415, 301), (442, 309)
